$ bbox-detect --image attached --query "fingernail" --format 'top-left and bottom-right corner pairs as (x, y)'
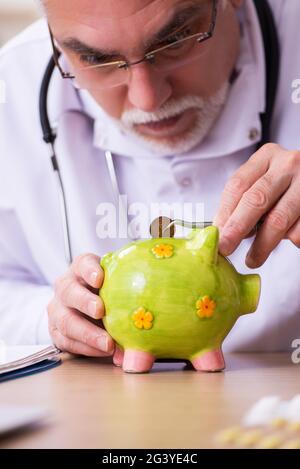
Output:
(246, 253), (257, 268)
(88, 300), (98, 318)
(90, 271), (100, 286)
(219, 236), (232, 256)
(97, 335), (109, 352)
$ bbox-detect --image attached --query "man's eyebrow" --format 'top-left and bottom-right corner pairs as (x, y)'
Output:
(60, 2), (204, 58)
(60, 38), (120, 60)
(146, 3), (205, 48)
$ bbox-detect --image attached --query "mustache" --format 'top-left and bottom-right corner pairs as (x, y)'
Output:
(121, 96), (206, 126)
(120, 86), (229, 127)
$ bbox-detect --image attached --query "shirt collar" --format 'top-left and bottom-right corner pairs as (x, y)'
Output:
(54, 0), (266, 160)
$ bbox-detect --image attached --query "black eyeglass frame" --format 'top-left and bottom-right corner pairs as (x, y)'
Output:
(49, 0), (219, 81)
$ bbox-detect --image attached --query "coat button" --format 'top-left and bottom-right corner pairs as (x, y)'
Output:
(249, 128), (260, 141)
(180, 177), (192, 187)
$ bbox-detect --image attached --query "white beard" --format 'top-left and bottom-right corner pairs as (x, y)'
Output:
(116, 82), (230, 156)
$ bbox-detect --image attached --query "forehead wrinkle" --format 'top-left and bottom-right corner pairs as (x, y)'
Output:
(47, 0), (165, 27)
(144, 1), (206, 48)
(48, 0), (196, 35)
(52, 0), (201, 55)
(50, 1), (168, 53)
(118, 0), (201, 45)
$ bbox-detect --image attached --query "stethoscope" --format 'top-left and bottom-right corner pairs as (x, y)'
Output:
(39, 0), (279, 265)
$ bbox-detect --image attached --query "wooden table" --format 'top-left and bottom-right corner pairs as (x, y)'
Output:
(0, 353), (299, 449)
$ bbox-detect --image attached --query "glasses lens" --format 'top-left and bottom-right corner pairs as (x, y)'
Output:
(149, 2), (214, 73)
(59, 53), (129, 90)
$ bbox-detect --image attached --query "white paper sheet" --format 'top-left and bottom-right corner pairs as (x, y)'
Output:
(0, 344), (60, 374)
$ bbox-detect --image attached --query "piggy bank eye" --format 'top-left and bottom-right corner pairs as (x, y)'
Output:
(151, 243), (174, 259)
(196, 296), (216, 319)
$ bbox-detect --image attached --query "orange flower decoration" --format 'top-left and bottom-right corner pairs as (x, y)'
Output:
(196, 295), (216, 319)
(132, 307), (154, 330)
(152, 244), (173, 259)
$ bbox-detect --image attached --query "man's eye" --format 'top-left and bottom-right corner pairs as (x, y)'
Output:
(79, 55), (111, 66)
(164, 27), (193, 48)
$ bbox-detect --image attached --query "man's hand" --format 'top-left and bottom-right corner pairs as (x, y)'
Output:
(48, 253), (116, 357)
(214, 144), (300, 268)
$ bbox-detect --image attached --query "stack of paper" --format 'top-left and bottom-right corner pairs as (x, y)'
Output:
(0, 344), (61, 381)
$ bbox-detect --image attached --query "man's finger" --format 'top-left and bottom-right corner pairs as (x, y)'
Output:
(218, 169), (292, 256)
(52, 329), (114, 357)
(56, 307), (114, 353)
(71, 253), (103, 288)
(286, 219), (300, 248)
(245, 187), (300, 267)
(214, 145), (273, 228)
(57, 276), (105, 319)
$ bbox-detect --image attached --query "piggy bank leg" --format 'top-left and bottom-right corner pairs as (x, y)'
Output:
(191, 349), (225, 372)
(113, 346), (124, 367)
(123, 349), (155, 373)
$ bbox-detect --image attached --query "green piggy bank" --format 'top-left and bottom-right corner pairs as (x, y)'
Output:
(100, 226), (261, 373)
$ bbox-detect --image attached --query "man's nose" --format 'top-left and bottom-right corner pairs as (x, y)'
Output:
(126, 63), (172, 112)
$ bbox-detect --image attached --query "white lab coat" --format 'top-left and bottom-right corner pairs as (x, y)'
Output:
(0, 0), (299, 350)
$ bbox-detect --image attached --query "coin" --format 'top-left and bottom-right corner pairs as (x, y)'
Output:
(149, 216), (175, 238)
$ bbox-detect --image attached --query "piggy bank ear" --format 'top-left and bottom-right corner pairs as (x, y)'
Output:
(186, 226), (219, 265)
(100, 251), (113, 270)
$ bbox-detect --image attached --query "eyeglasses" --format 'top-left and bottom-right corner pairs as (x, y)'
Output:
(49, 0), (218, 90)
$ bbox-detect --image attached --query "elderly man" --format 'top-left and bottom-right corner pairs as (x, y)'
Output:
(0, 0), (299, 371)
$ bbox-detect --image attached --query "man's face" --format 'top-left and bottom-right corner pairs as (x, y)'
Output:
(46, 0), (242, 153)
